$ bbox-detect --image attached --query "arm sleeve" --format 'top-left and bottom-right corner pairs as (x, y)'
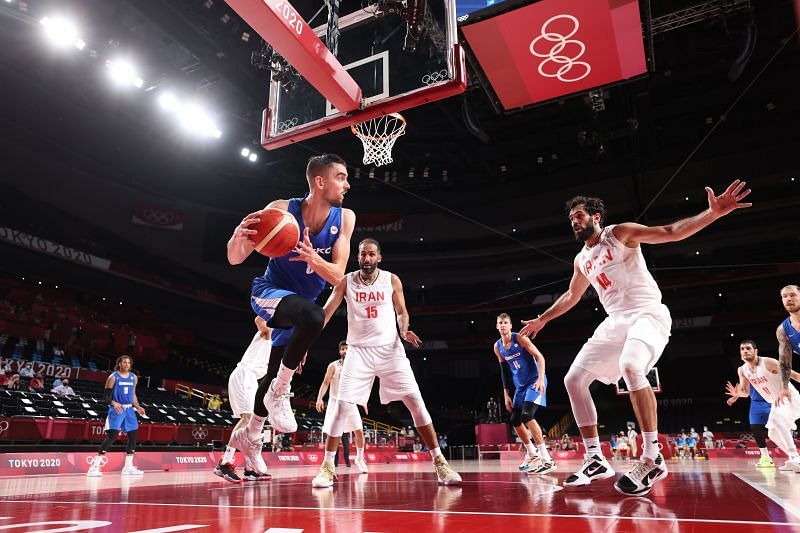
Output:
(499, 361), (513, 392)
(103, 388), (113, 404)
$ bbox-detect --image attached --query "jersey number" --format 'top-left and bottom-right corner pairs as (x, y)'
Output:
(596, 272), (613, 291)
(512, 361), (521, 370)
(123, 387), (129, 395)
(762, 386), (770, 397)
(366, 306), (378, 319)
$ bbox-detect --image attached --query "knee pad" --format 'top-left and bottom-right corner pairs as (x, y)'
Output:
(509, 408), (523, 427)
(301, 304), (325, 332)
(521, 402), (539, 424)
(564, 365), (598, 428)
(619, 339), (654, 392)
(402, 393), (432, 427)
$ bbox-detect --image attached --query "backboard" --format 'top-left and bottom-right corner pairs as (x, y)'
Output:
(260, 0), (466, 149)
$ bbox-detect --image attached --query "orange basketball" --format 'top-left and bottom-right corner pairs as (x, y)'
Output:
(251, 208), (300, 258)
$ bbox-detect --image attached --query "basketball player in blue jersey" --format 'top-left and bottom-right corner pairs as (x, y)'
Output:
(776, 285), (800, 406)
(725, 342), (774, 468)
(227, 154), (355, 474)
(87, 355), (146, 476)
(494, 313), (555, 474)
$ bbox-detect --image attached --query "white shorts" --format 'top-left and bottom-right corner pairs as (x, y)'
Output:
(766, 388), (800, 432)
(322, 397), (363, 436)
(227, 366), (258, 418)
(338, 339), (422, 405)
(573, 304), (671, 385)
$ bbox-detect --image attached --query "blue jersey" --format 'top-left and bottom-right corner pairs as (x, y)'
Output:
(112, 371), (135, 404)
(254, 198), (342, 301)
(496, 333), (541, 388)
(750, 386), (770, 405)
(782, 317), (800, 356)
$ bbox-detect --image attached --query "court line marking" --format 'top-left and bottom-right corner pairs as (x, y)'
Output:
(1, 499), (797, 527)
(208, 479), (565, 491)
(732, 472), (800, 521)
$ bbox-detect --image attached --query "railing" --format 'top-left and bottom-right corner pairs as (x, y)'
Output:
(174, 383), (209, 405)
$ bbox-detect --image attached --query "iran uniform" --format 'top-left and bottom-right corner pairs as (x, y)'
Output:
(322, 358), (363, 435)
(573, 225), (672, 384)
(228, 332), (272, 418)
(338, 270), (422, 408)
(742, 358), (800, 431)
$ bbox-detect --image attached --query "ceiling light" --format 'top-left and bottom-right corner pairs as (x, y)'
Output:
(158, 92), (179, 111)
(240, 148), (250, 157)
(248, 153), (258, 162)
(40, 16), (82, 49)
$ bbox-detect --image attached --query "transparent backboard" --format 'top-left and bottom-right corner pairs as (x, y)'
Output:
(263, 0), (464, 148)
(615, 368), (662, 395)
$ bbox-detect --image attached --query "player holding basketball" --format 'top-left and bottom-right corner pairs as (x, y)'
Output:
(227, 154), (355, 473)
(494, 313), (555, 474)
(726, 338), (800, 471)
(776, 285), (800, 405)
(214, 316), (273, 483)
(316, 340), (369, 473)
(725, 340), (775, 469)
(520, 179), (751, 496)
(311, 238), (461, 487)
(87, 355), (145, 477)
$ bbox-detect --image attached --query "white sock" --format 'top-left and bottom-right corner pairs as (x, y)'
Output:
(584, 437), (601, 457)
(276, 363), (294, 388)
(125, 455), (133, 468)
(642, 431), (659, 462)
(760, 447), (770, 458)
(324, 451), (337, 462)
(430, 447), (443, 460)
(537, 443), (552, 462)
(524, 442), (536, 456)
(222, 446), (236, 465)
(246, 414), (267, 440)
(356, 447), (364, 460)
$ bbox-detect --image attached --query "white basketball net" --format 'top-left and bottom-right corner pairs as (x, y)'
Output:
(351, 113), (406, 167)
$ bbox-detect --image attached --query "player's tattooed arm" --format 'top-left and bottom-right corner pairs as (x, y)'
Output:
(778, 325), (792, 388)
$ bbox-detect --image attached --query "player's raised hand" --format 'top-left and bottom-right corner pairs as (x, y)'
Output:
(519, 317), (545, 338)
(724, 381), (739, 398)
(706, 179), (752, 218)
(726, 397), (737, 406)
(315, 398), (325, 413)
(289, 228), (321, 268)
(401, 329), (421, 347)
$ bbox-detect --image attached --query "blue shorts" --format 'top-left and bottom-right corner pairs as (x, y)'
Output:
(105, 406), (138, 432)
(512, 381), (547, 409)
(250, 280), (297, 347)
(750, 402), (771, 425)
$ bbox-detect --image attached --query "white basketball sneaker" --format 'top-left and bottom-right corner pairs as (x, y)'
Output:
(121, 465), (144, 475)
(433, 456), (462, 485)
(230, 428), (268, 474)
(86, 456), (104, 477)
(312, 459), (337, 488)
(563, 453), (615, 487)
(354, 456), (369, 474)
(614, 453), (668, 496)
(518, 452), (539, 472)
(264, 378), (297, 434)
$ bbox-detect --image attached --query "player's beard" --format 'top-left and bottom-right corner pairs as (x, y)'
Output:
(574, 223), (596, 242)
(360, 262), (377, 276)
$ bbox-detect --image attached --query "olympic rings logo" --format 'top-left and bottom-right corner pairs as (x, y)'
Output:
(192, 427), (209, 440)
(529, 14), (591, 83)
(0, 420), (9, 434)
(278, 117), (299, 132)
(307, 453), (319, 462)
(141, 208), (177, 226)
(422, 70), (449, 86)
(86, 455), (108, 466)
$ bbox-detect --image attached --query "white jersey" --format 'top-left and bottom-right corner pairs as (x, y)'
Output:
(742, 358), (798, 403)
(236, 332), (271, 377)
(576, 225), (662, 316)
(328, 359), (343, 400)
(345, 269), (398, 347)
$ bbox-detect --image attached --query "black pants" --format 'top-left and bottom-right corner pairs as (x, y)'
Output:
(335, 432), (351, 467)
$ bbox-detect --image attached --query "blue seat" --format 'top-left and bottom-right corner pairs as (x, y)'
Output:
(88, 361), (98, 371)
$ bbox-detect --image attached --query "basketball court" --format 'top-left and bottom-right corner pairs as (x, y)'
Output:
(0, 458), (798, 531)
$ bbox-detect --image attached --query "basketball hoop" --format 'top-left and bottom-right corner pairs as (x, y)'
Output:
(351, 113), (406, 167)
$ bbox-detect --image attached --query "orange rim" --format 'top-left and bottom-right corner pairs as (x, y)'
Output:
(351, 113), (406, 142)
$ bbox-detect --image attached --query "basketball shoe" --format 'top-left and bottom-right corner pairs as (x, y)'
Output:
(264, 378), (297, 434)
(433, 456), (462, 485)
(756, 456), (775, 468)
(86, 456), (104, 477)
(229, 428), (268, 474)
(614, 453), (668, 496)
(312, 459), (337, 488)
(121, 465), (144, 475)
(214, 463), (241, 483)
(530, 459), (556, 475)
(518, 452), (539, 472)
(354, 456), (369, 474)
(563, 454), (615, 487)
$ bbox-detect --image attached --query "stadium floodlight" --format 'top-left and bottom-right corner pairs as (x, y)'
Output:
(40, 16), (83, 49)
(107, 59), (143, 89)
(158, 92), (179, 111)
(241, 148), (250, 157)
(248, 153), (258, 162)
(178, 104), (221, 139)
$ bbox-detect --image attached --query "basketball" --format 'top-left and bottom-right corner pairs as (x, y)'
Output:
(251, 208), (300, 258)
